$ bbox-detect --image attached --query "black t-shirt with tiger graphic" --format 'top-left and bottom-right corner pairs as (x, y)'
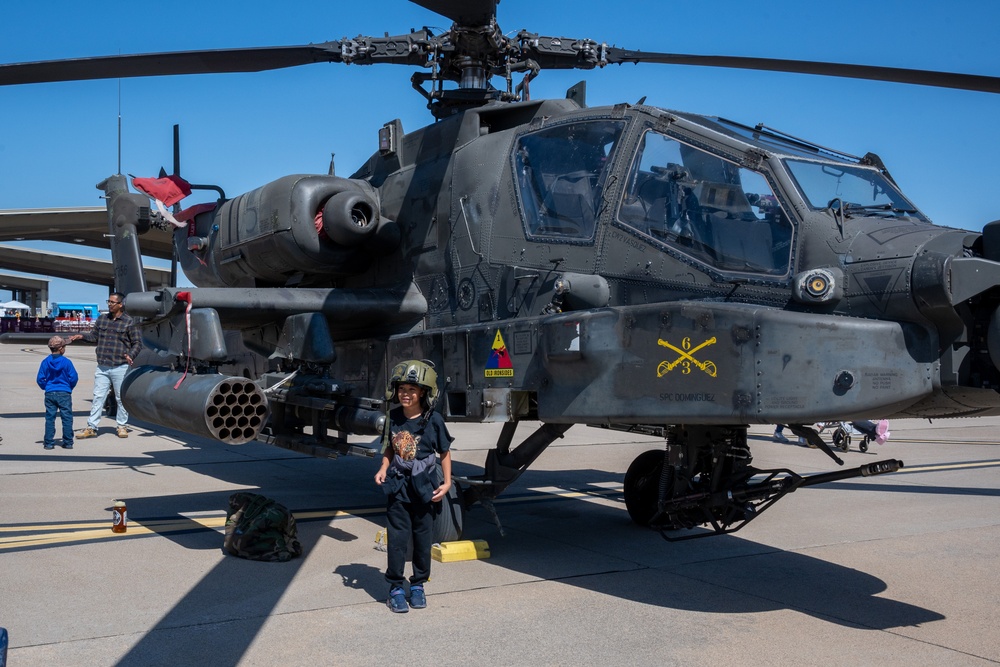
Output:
(389, 408), (453, 461)
(384, 408), (453, 503)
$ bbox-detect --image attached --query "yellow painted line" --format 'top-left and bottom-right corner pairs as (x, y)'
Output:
(0, 518), (226, 550)
(0, 508), (386, 552)
(8, 463), (996, 552)
(0, 516), (226, 535)
(0, 489), (625, 552)
(0, 522), (113, 532)
(1, 525), (159, 548)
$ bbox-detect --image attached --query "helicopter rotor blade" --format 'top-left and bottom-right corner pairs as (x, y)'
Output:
(0, 43), (345, 86)
(409, 0), (499, 25)
(513, 33), (1000, 95)
(602, 47), (1000, 95)
(4, 23), (998, 99)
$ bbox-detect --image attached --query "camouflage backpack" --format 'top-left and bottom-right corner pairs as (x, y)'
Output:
(224, 492), (303, 562)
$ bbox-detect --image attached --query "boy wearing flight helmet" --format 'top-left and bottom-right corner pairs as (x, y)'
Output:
(375, 359), (453, 613)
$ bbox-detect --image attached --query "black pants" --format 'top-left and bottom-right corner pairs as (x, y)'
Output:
(385, 496), (435, 589)
(850, 420), (877, 438)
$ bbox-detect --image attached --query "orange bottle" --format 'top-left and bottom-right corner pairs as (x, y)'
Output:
(112, 500), (128, 533)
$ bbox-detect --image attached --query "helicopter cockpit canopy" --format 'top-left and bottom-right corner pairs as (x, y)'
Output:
(784, 159), (928, 221)
(616, 129), (793, 276)
(709, 116), (928, 224)
(514, 119), (627, 241)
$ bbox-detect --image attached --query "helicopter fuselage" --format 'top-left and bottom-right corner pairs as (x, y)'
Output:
(124, 97), (1000, 434)
(113, 95), (1000, 537)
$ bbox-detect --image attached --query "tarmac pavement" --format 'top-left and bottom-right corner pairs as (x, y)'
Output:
(2, 343), (1000, 666)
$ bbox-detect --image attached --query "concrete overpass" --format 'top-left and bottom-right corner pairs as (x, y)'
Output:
(0, 272), (49, 313)
(0, 207), (174, 260)
(0, 244), (172, 291)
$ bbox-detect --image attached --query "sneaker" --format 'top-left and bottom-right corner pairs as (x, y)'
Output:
(77, 427), (98, 439)
(772, 431), (789, 443)
(386, 587), (408, 613)
(44, 444), (55, 450)
(62, 443), (73, 449)
(116, 426), (128, 439)
(408, 585), (426, 609)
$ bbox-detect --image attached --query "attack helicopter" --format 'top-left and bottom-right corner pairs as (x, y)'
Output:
(3, 0), (1000, 542)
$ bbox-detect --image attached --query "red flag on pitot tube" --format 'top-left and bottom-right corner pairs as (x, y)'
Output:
(131, 174), (192, 207)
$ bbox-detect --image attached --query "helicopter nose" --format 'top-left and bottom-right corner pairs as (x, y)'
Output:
(981, 219), (1000, 261)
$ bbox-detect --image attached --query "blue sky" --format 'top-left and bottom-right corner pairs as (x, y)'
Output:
(2, 0), (999, 305)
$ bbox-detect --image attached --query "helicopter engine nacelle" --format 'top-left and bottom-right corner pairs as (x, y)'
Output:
(177, 174), (399, 287)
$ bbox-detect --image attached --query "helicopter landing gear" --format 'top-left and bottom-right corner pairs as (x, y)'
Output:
(456, 421), (574, 535)
(622, 426), (756, 538)
(623, 449), (670, 526)
(618, 424), (905, 540)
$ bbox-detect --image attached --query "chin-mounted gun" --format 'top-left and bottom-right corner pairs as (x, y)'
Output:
(657, 459), (904, 541)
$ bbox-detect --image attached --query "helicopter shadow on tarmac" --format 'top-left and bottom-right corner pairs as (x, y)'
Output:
(0, 421), (952, 665)
(101, 451), (947, 665)
(458, 488), (945, 630)
(110, 490), (946, 666)
(110, 524), (357, 666)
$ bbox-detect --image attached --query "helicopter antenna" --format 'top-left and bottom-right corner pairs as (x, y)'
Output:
(116, 77), (122, 174)
(173, 124), (180, 176)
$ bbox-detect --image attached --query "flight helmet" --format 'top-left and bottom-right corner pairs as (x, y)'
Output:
(385, 359), (439, 406)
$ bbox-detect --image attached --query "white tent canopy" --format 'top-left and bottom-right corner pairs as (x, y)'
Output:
(1, 300), (31, 310)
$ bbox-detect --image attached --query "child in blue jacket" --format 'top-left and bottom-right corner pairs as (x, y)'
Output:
(36, 336), (78, 450)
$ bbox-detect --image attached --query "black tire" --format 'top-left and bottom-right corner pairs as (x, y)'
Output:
(833, 427), (850, 452)
(624, 449), (667, 526)
(860, 437), (870, 453)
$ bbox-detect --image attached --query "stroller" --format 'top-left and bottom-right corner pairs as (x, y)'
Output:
(820, 420), (890, 453)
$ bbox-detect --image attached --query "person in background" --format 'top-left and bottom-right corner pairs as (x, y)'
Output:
(845, 419), (891, 445)
(68, 293), (141, 439)
(36, 335), (78, 450)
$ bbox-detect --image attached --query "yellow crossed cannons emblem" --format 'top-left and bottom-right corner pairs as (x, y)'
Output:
(657, 336), (717, 377)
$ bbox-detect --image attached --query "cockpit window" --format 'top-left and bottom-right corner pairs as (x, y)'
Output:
(785, 159), (928, 221)
(514, 119), (626, 241)
(617, 130), (792, 275)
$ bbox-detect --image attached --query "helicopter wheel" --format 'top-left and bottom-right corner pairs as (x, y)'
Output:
(860, 437), (870, 453)
(433, 465), (464, 543)
(832, 426), (851, 452)
(624, 449), (669, 526)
